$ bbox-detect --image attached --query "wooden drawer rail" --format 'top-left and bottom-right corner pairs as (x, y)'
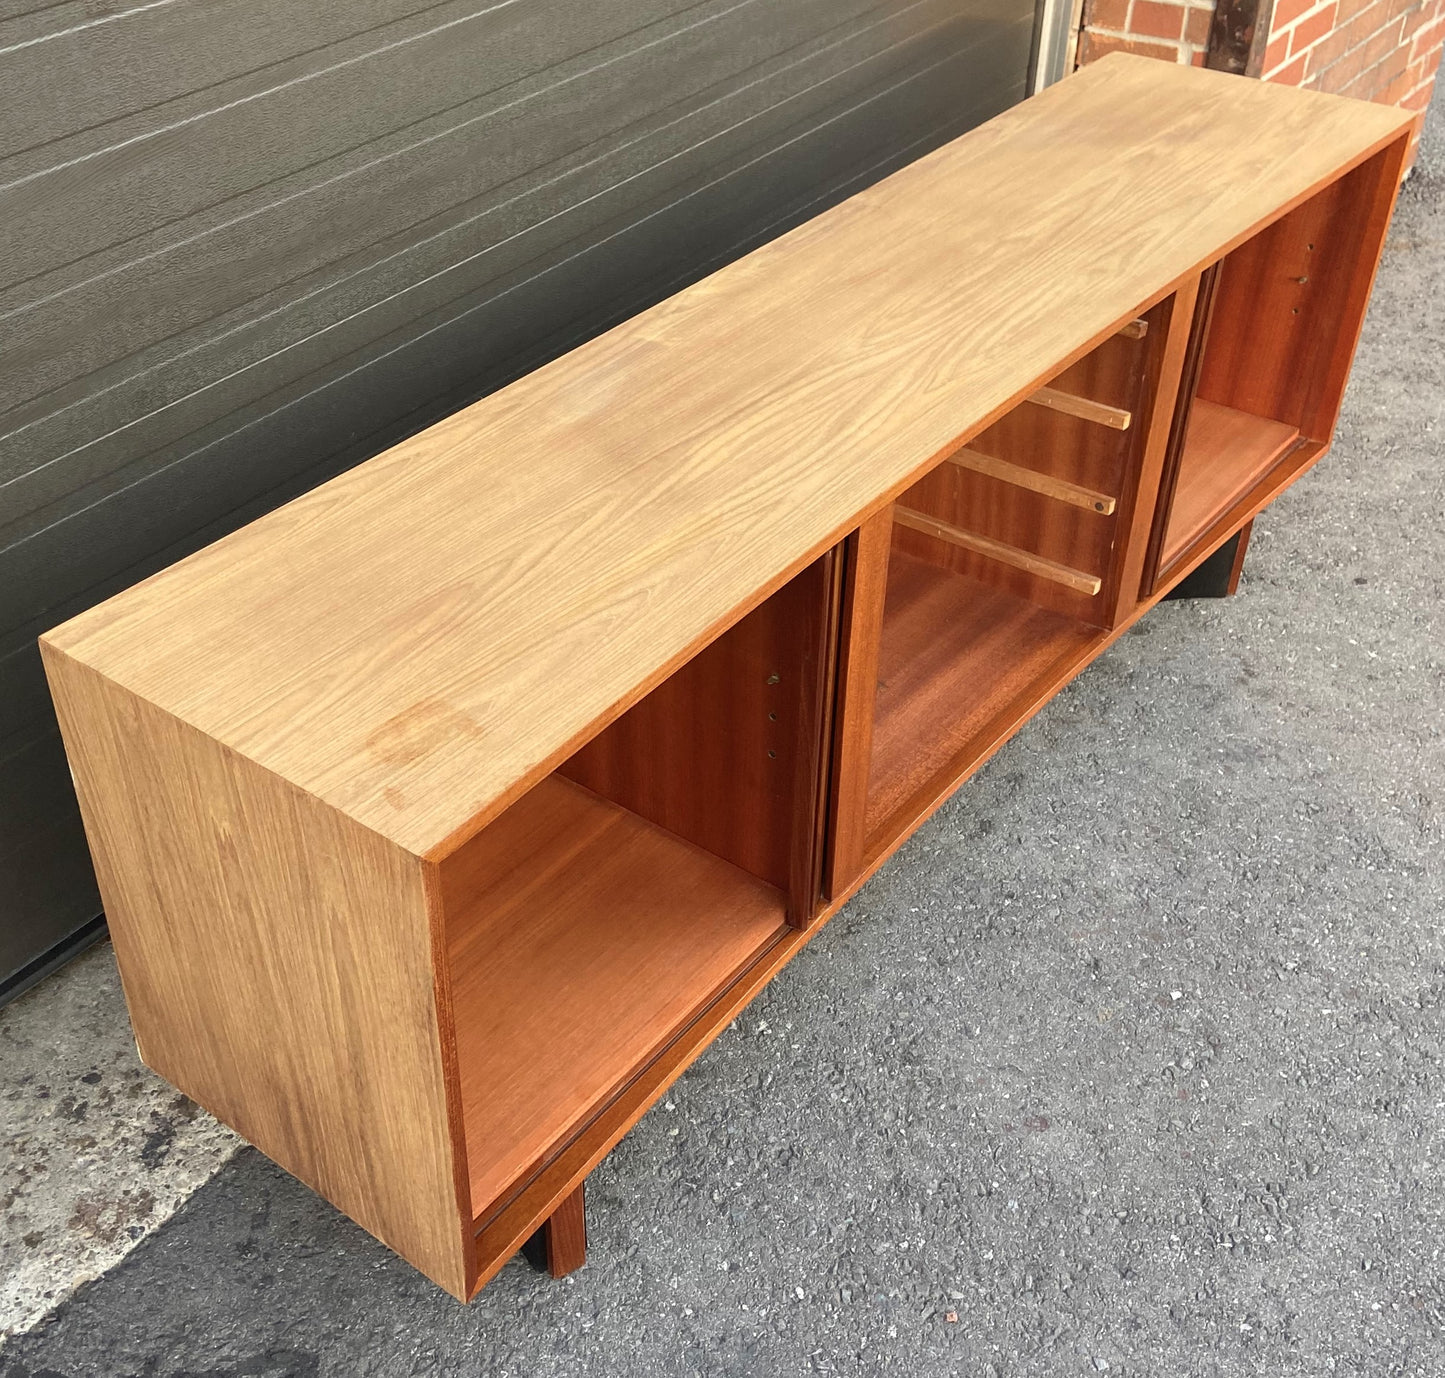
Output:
(944, 448), (1118, 514)
(892, 507), (1105, 595)
(1026, 385), (1132, 430)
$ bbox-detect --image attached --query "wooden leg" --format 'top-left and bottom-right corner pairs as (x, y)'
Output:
(521, 1181), (587, 1278)
(1165, 520), (1252, 600)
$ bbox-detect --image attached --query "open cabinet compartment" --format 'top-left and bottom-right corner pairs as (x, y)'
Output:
(439, 551), (839, 1230)
(1148, 141), (1406, 589)
(826, 293), (1191, 887)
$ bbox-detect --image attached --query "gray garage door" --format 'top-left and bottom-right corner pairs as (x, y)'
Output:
(0, 0), (1041, 996)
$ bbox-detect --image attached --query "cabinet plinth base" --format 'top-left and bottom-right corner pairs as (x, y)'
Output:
(1165, 521), (1252, 600)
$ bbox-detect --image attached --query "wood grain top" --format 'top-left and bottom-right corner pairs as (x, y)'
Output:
(43, 56), (1413, 858)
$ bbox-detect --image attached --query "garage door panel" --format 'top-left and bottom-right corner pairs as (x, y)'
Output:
(0, 0), (1036, 990)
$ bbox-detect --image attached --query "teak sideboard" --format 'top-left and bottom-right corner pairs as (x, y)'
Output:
(40, 56), (1416, 1299)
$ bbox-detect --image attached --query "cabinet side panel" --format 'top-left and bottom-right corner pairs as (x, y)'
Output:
(824, 512), (894, 899)
(40, 644), (469, 1299)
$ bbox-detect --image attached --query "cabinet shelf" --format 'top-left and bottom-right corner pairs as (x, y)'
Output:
(1160, 401), (1300, 568)
(447, 774), (789, 1218)
(864, 551), (1103, 850)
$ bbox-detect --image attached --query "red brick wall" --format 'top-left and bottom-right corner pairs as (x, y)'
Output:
(1077, 0), (1443, 159)
(1078, 0), (1216, 67)
(1262, 0), (1443, 117)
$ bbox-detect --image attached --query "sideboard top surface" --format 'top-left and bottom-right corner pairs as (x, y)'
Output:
(43, 55), (1412, 858)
